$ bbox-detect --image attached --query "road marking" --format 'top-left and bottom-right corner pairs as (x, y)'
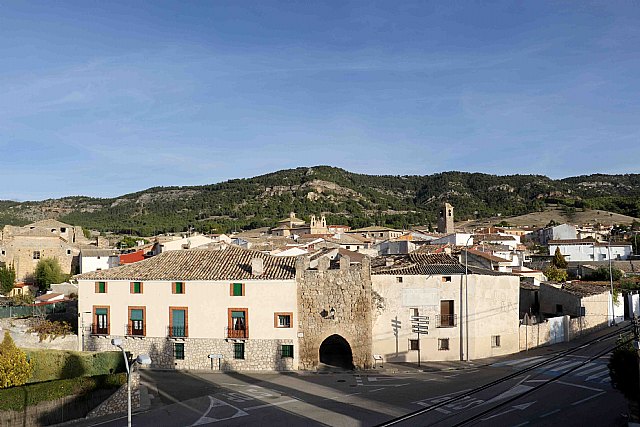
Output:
(571, 391), (606, 406)
(481, 402), (535, 420)
(586, 370), (611, 382)
(546, 360), (584, 373)
(244, 399), (299, 411)
(369, 388), (384, 393)
(493, 356), (545, 367)
(539, 409), (560, 418)
(556, 381), (603, 392)
(512, 422), (530, 426)
(574, 364), (606, 376)
(191, 396), (248, 426)
(355, 375), (363, 386)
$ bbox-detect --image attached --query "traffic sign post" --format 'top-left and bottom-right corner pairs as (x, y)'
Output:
(410, 315), (429, 367)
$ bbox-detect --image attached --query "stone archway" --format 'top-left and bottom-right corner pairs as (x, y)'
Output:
(319, 334), (354, 370)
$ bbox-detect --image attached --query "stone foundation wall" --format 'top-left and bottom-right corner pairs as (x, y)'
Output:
(86, 336), (296, 371)
(88, 371), (140, 418)
(296, 256), (373, 370)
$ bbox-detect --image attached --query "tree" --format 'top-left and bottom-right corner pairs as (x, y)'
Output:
(585, 266), (624, 282)
(608, 333), (639, 402)
(0, 331), (33, 388)
(34, 258), (66, 291)
(544, 265), (568, 282)
(0, 264), (16, 296)
(552, 247), (568, 269)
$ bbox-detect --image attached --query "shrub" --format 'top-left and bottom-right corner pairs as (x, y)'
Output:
(0, 332), (33, 388)
(34, 258), (67, 291)
(25, 350), (125, 383)
(0, 373), (125, 411)
(27, 319), (73, 342)
(585, 266), (624, 281)
(0, 264), (16, 296)
(609, 334), (639, 402)
(544, 265), (568, 282)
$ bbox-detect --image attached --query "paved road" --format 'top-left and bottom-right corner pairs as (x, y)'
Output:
(71, 326), (630, 427)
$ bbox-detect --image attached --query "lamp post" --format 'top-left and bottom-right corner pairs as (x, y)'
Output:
(608, 236), (616, 326)
(463, 235), (473, 362)
(111, 338), (151, 427)
(79, 311), (91, 351)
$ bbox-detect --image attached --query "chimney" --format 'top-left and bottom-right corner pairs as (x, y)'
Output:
(251, 258), (264, 277)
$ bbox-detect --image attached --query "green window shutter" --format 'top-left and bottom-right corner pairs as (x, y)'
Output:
(233, 283), (243, 296)
(281, 345), (293, 358)
(95, 308), (107, 315)
(98, 282), (106, 293)
(231, 311), (245, 319)
(175, 282), (183, 293)
(130, 309), (143, 321)
(133, 282), (141, 293)
(233, 343), (245, 359)
(174, 343), (185, 360)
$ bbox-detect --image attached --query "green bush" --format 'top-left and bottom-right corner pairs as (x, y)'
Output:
(0, 332), (33, 388)
(26, 350), (125, 383)
(0, 373), (125, 411)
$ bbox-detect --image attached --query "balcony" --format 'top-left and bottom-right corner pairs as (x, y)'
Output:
(167, 326), (188, 338)
(226, 327), (249, 339)
(436, 314), (457, 328)
(125, 324), (145, 337)
(90, 324), (109, 335)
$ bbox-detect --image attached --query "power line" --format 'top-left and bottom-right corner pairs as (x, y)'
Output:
(376, 324), (631, 427)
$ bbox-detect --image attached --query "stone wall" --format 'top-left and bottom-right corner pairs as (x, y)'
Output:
(88, 371), (140, 418)
(86, 335), (295, 371)
(296, 256), (373, 370)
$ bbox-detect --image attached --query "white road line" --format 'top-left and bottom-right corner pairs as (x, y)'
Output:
(556, 381), (603, 392)
(571, 391), (606, 406)
(512, 422), (530, 427)
(495, 356), (545, 367)
(574, 363), (605, 376)
(369, 388), (384, 393)
(586, 370), (611, 382)
(547, 361), (585, 373)
(539, 409), (560, 418)
(244, 399), (299, 411)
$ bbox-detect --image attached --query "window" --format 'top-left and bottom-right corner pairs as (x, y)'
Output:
(234, 342), (245, 359)
(556, 304), (563, 315)
(274, 313), (292, 328)
(169, 307), (188, 337)
(174, 343), (185, 360)
(379, 233), (384, 237)
(409, 339), (419, 350)
(438, 338), (450, 351)
(128, 307), (145, 336)
(346, 246), (351, 250)
(281, 344), (294, 358)
(491, 335), (501, 348)
(173, 282), (185, 294)
(67, 249), (72, 255)
(1, 250), (5, 255)
(228, 308), (248, 338)
(410, 308), (419, 317)
(442, 276), (452, 283)
(396, 277), (403, 283)
(93, 306), (109, 335)
(230, 282), (244, 296)
(130, 282), (143, 294)
(95, 281), (107, 293)
(33, 251), (41, 260)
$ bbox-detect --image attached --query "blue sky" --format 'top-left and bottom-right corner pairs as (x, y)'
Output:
(1, 1), (639, 200)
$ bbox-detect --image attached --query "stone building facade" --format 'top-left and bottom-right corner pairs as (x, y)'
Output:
(296, 256), (373, 370)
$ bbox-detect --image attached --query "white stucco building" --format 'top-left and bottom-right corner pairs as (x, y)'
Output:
(79, 248), (120, 274)
(549, 239), (633, 262)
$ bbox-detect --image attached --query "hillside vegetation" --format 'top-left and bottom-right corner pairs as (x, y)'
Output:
(1, 166), (639, 235)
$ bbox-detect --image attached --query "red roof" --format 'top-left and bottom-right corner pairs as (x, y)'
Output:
(120, 250), (145, 264)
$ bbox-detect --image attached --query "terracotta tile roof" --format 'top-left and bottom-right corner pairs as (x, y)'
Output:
(76, 247), (297, 281)
(465, 249), (510, 263)
(27, 219), (73, 229)
(548, 238), (596, 245)
(473, 234), (516, 241)
(372, 253), (467, 275)
(120, 250), (146, 264)
(543, 281), (610, 297)
(349, 226), (402, 233)
(80, 249), (118, 257)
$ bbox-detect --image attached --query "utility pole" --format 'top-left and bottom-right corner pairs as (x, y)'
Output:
(411, 313), (429, 368)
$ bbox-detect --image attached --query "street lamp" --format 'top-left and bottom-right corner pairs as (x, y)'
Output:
(608, 236), (616, 326)
(79, 311), (91, 351)
(463, 235), (473, 362)
(111, 338), (151, 427)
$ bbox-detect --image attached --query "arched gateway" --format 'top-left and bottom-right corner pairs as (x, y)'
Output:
(319, 334), (354, 370)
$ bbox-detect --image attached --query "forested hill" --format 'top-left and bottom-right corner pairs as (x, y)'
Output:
(1, 166), (640, 235)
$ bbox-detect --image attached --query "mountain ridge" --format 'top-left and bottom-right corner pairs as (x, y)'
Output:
(2, 166), (639, 235)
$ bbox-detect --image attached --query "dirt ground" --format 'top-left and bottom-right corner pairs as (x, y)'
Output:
(0, 317), (78, 351)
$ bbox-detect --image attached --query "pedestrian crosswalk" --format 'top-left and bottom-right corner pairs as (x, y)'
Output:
(491, 355), (611, 384)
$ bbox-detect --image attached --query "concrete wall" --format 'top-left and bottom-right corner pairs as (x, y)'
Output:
(372, 273), (520, 362)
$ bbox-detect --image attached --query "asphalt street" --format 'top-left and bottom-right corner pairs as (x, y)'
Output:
(67, 325), (631, 427)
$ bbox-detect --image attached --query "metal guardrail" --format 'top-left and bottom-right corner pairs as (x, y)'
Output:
(226, 327), (249, 339)
(436, 314), (457, 328)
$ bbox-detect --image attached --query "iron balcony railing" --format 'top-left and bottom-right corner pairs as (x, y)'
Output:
(90, 323), (109, 335)
(226, 327), (249, 339)
(436, 314), (457, 328)
(167, 326), (188, 338)
(126, 324), (145, 337)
